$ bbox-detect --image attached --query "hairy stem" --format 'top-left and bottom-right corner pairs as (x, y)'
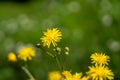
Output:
(22, 66), (35, 80)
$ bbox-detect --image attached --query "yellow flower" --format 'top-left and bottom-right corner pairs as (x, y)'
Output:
(62, 71), (72, 80)
(49, 71), (89, 80)
(86, 64), (114, 80)
(18, 47), (35, 61)
(73, 72), (82, 80)
(8, 52), (17, 62)
(48, 71), (63, 80)
(62, 71), (82, 80)
(90, 53), (110, 65)
(81, 76), (89, 80)
(41, 28), (62, 48)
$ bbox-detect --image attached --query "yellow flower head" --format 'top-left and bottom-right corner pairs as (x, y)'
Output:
(81, 76), (89, 80)
(62, 71), (82, 80)
(41, 28), (62, 48)
(48, 71), (88, 80)
(73, 72), (82, 80)
(62, 71), (72, 80)
(48, 71), (63, 80)
(18, 47), (35, 61)
(86, 64), (114, 80)
(8, 52), (17, 62)
(90, 53), (110, 65)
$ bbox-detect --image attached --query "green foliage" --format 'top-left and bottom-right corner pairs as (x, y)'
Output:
(0, 0), (120, 80)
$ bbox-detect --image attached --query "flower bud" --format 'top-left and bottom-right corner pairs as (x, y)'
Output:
(53, 47), (61, 54)
(64, 47), (69, 55)
(36, 43), (41, 48)
(8, 52), (17, 62)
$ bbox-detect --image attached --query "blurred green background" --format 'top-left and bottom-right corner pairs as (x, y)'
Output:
(0, 0), (120, 80)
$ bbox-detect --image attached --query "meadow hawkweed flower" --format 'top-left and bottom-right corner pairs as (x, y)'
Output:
(86, 64), (114, 80)
(90, 53), (110, 65)
(81, 76), (89, 80)
(48, 71), (63, 80)
(62, 71), (82, 80)
(18, 47), (35, 61)
(8, 52), (17, 62)
(72, 73), (82, 80)
(41, 28), (62, 48)
(62, 71), (72, 79)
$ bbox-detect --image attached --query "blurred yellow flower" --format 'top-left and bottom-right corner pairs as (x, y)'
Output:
(90, 53), (110, 65)
(8, 52), (17, 62)
(62, 71), (72, 80)
(72, 72), (82, 80)
(49, 71), (83, 80)
(81, 76), (89, 80)
(18, 47), (35, 61)
(41, 28), (62, 48)
(86, 64), (114, 80)
(48, 71), (63, 80)
(62, 71), (82, 80)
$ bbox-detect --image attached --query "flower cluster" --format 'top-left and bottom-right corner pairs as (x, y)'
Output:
(48, 71), (86, 80)
(7, 47), (36, 80)
(40, 28), (114, 80)
(48, 53), (114, 80)
(8, 46), (35, 62)
(7, 28), (114, 80)
(86, 53), (114, 80)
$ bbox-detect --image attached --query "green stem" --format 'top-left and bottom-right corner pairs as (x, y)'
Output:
(21, 66), (35, 80)
(46, 52), (54, 58)
(55, 55), (62, 71)
(36, 44), (54, 58)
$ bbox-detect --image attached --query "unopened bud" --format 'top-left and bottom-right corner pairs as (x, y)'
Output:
(64, 47), (69, 55)
(36, 43), (41, 48)
(53, 47), (61, 54)
(65, 52), (69, 55)
(8, 52), (17, 62)
(56, 47), (61, 52)
(65, 47), (69, 52)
